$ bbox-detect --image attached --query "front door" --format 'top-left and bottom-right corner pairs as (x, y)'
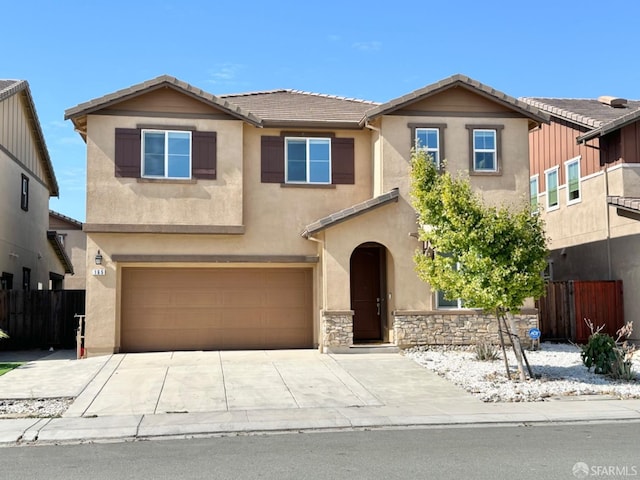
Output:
(350, 244), (385, 342)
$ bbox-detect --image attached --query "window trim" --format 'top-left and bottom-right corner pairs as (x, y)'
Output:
(466, 125), (503, 175)
(20, 174), (29, 211)
(565, 155), (581, 206)
(141, 129), (193, 180)
(409, 123), (446, 169)
(284, 136), (332, 185)
(545, 166), (560, 212)
(436, 290), (465, 309)
(530, 174), (539, 211)
(22, 267), (31, 291)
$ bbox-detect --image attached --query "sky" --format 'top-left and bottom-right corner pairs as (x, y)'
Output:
(4, 0), (640, 222)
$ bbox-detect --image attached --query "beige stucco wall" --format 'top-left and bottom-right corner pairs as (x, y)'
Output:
(379, 114), (532, 210)
(61, 228), (86, 289)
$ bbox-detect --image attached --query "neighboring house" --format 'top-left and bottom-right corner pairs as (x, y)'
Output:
(0, 80), (72, 291)
(522, 95), (640, 342)
(65, 74), (547, 357)
(49, 210), (86, 289)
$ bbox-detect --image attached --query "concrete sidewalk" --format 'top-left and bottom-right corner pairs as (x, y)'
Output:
(1, 349), (639, 446)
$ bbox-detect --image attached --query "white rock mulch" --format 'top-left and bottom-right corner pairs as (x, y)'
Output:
(404, 342), (640, 402)
(0, 398), (73, 418)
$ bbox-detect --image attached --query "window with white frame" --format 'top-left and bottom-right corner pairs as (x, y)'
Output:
(285, 137), (331, 184)
(545, 166), (559, 210)
(565, 156), (581, 204)
(142, 130), (191, 179)
(472, 129), (497, 172)
(530, 175), (539, 210)
(415, 128), (440, 168)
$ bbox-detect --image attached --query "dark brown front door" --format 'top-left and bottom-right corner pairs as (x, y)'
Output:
(351, 245), (384, 342)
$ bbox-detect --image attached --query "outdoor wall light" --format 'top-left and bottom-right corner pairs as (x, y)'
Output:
(95, 250), (103, 265)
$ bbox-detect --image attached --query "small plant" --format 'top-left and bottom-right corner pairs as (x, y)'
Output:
(0, 329), (7, 340)
(475, 341), (500, 361)
(580, 319), (637, 379)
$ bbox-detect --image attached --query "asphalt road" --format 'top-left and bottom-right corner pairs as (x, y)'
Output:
(3, 422), (639, 480)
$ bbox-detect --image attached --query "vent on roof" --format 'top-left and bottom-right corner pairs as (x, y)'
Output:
(598, 96), (627, 108)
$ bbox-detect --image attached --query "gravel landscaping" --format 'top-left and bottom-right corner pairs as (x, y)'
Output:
(0, 397), (73, 418)
(404, 342), (640, 402)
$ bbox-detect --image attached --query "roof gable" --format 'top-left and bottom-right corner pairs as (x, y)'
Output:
(364, 74), (548, 127)
(65, 75), (263, 137)
(0, 79), (59, 196)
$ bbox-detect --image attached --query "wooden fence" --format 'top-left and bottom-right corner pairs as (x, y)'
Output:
(537, 281), (624, 344)
(0, 290), (85, 350)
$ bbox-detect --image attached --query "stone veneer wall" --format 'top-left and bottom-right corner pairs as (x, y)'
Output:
(321, 310), (353, 350)
(393, 311), (538, 349)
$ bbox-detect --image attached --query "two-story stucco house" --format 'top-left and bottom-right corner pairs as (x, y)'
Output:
(522, 95), (640, 343)
(65, 74), (547, 357)
(1, 80), (72, 291)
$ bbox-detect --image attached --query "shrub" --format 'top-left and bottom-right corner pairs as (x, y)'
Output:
(475, 342), (500, 361)
(580, 319), (637, 379)
(580, 331), (617, 374)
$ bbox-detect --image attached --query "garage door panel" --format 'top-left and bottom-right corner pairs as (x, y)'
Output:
(121, 267), (313, 352)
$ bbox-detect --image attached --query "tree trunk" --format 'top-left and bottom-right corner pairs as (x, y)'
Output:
(507, 311), (527, 382)
(496, 309), (511, 380)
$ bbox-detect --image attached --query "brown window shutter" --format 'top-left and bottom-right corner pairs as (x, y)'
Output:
(114, 128), (141, 178)
(192, 131), (217, 179)
(261, 136), (285, 183)
(331, 137), (355, 184)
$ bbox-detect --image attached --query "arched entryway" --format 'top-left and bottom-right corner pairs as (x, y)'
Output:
(350, 242), (387, 343)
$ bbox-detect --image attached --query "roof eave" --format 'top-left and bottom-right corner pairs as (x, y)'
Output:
(262, 119), (363, 130)
(64, 75), (263, 128)
(47, 231), (74, 274)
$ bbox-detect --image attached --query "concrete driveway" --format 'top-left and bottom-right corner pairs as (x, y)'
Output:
(0, 349), (480, 418)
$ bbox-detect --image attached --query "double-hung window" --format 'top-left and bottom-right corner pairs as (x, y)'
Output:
(472, 129), (497, 172)
(565, 156), (581, 205)
(530, 175), (539, 211)
(545, 166), (559, 211)
(415, 128), (440, 168)
(285, 137), (331, 184)
(142, 130), (191, 179)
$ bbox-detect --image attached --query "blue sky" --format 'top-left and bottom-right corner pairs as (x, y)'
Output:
(4, 0), (640, 222)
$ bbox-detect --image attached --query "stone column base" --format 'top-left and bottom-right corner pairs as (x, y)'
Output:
(321, 310), (353, 353)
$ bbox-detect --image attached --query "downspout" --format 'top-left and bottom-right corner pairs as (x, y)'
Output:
(604, 166), (613, 280)
(305, 235), (327, 352)
(365, 121), (382, 196)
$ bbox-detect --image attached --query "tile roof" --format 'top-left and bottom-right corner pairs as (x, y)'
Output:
(0, 79), (59, 196)
(363, 74), (549, 125)
(65, 75), (262, 127)
(520, 97), (640, 129)
(220, 90), (377, 127)
(49, 209), (83, 229)
(301, 188), (399, 238)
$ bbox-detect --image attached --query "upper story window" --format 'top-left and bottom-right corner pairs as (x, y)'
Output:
(545, 166), (559, 211)
(409, 123), (446, 170)
(20, 174), (29, 211)
(285, 137), (331, 184)
(415, 128), (440, 168)
(466, 125), (503, 175)
(261, 134), (354, 186)
(530, 175), (539, 211)
(473, 129), (497, 172)
(142, 130), (191, 179)
(115, 128), (216, 180)
(565, 156), (581, 205)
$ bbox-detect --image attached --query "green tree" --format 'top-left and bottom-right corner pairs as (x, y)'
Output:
(410, 149), (548, 380)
